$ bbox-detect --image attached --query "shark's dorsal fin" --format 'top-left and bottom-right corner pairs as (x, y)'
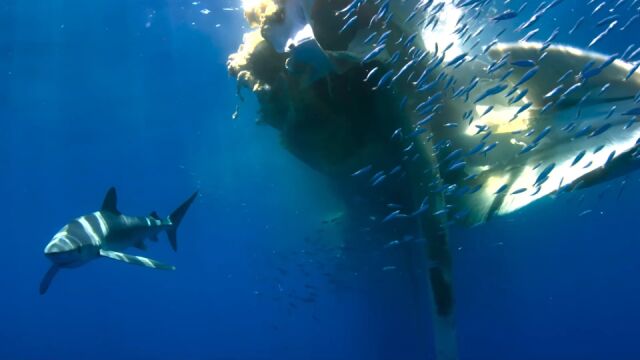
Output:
(149, 211), (160, 220)
(99, 249), (175, 270)
(101, 187), (121, 215)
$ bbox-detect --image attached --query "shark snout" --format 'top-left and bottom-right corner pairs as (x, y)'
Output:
(44, 238), (83, 267)
(44, 241), (67, 255)
(44, 237), (78, 255)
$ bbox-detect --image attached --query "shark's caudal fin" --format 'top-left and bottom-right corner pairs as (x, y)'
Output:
(167, 191), (198, 252)
(39, 265), (59, 295)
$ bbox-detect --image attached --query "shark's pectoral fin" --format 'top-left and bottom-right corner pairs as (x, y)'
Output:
(39, 265), (59, 295)
(99, 249), (175, 270)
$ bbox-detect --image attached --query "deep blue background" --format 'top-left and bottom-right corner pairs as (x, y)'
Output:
(2, 0), (640, 359)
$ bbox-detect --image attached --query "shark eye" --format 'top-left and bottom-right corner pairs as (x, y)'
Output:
(76, 247), (82, 254)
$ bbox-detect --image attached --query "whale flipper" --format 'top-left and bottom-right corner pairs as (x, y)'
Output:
(99, 249), (175, 270)
(39, 265), (59, 295)
(453, 42), (640, 225)
(488, 42), (640, 107)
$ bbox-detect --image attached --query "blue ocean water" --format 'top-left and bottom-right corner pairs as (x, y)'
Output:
(2, 0), (640, 359)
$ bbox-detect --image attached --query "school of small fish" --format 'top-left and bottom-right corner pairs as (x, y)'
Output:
(336, 0), (640, 227)
(229, 0), (640, 235)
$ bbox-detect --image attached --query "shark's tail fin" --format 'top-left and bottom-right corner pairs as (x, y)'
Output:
(167, 191), (198, 252)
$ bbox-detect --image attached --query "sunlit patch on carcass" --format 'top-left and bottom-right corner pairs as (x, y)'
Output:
(467, 103), (532, 135)
(241, 0), (279, 28)
(286, 24), (315, 49)
(421, 0), (464, 62)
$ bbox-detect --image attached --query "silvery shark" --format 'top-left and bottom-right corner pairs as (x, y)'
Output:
(229, 1), (640, 359)
(40, 188), (198, 295)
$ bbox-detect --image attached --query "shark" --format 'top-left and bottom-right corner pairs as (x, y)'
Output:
(40, 187), (198, 295)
